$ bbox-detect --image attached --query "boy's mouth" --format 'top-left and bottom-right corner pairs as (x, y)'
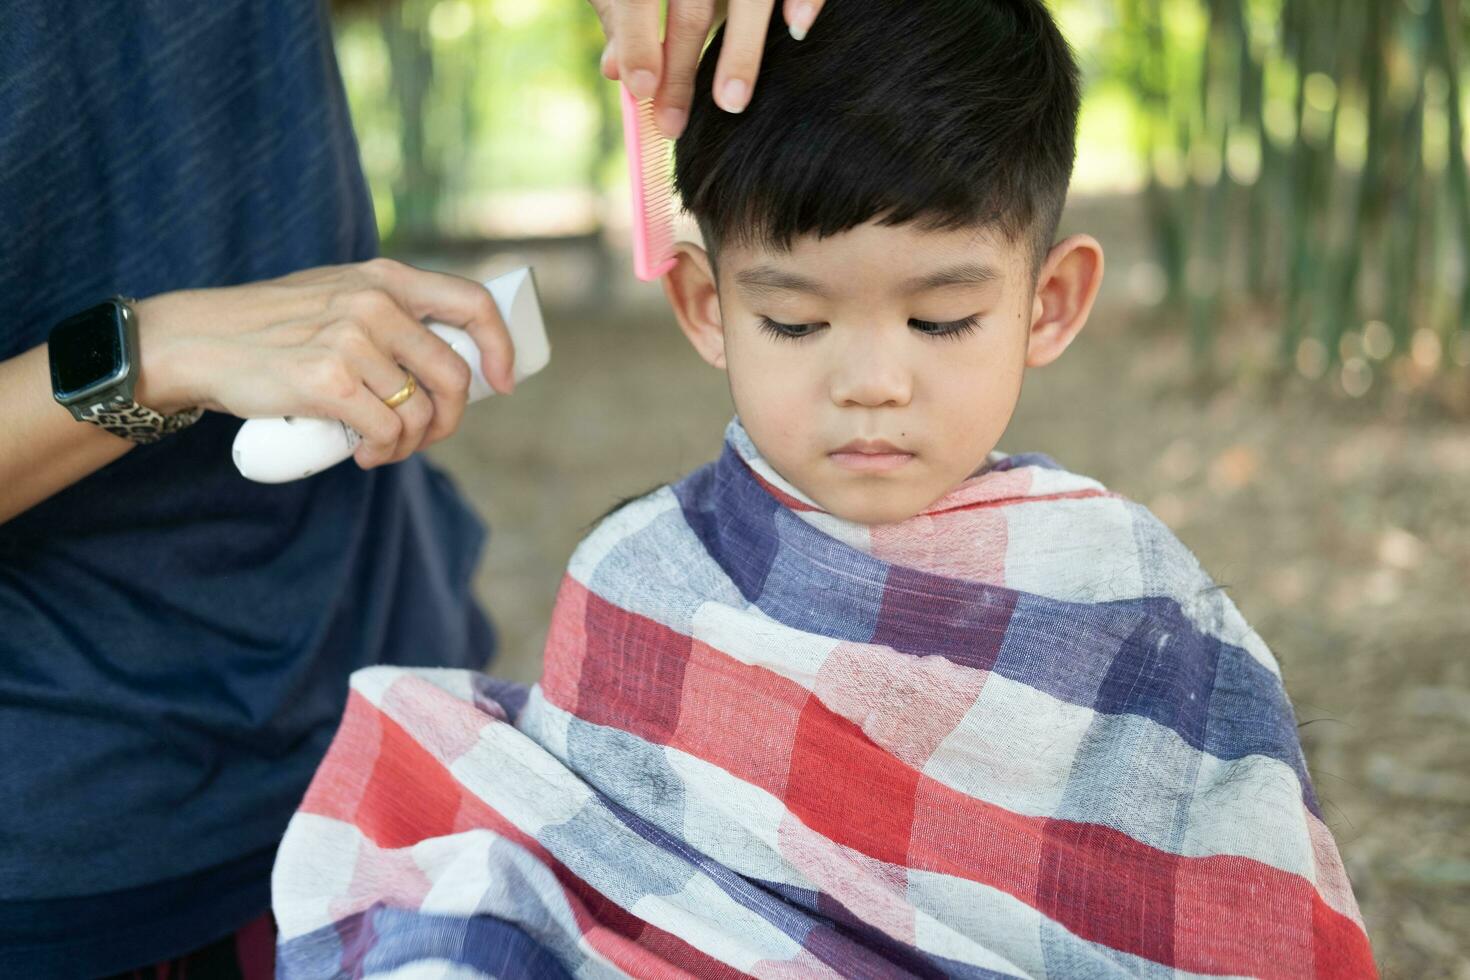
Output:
(829, 439), (915, 473)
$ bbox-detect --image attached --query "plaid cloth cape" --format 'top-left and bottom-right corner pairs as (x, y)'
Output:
(273, 420), (1374, 979)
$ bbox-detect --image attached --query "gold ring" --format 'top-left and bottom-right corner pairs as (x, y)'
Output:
(382, 371), (417, 409)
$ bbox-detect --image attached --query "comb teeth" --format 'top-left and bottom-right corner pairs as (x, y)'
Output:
(621, 87), (678, 282)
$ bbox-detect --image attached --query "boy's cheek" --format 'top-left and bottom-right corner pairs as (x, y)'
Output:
(732, 382), (802, 447)
(730, 349), (811, 409)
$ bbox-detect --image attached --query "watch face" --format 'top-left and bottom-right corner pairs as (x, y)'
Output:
(50, 301), (129, 401)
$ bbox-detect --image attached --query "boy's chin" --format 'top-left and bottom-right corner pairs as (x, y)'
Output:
(808, 485), (938, 526)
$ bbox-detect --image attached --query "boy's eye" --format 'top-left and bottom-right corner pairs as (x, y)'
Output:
(909, 315), (981, 339)
(756, 317), (823, 341)
(756, 315), (982, 341)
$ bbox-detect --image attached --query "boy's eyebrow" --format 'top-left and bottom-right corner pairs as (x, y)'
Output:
(733, 262), (1002, 297)
(902, 263), (1002, 291)
(733, 267), (831, 297)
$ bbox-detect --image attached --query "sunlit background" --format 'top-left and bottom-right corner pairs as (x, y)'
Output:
(330, 1), (1470, 974)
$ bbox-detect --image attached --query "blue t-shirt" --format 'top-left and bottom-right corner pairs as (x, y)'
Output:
(0, 1), (494, 973)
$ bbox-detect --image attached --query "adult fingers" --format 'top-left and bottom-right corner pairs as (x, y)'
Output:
(383, 383), (435, 460)
(588, 0), (621, 79)
(783, 0), (824, 41)
(655, 0), (717, 137)
(290, 351), (404, 469)
(615, 0), (664, 101)
(586, 0), (614, 31)
(601, 39), (620, 80)
(339, 386), (409, 469)
(351, 289), (472, 445)
(318, 319), (435, 462)
(392, 334), (468, 449)
(360, 258), (514, 396)
(353, 333), (437, 461)
(327, 287), (469, 448)
(712, 0), (775, 114)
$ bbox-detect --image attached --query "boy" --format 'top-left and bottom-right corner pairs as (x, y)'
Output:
(273, 2), (1376, 976)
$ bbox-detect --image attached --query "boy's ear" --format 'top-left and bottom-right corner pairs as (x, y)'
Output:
(662, 243), (727, 370)
(1026, 234), (1104, 368)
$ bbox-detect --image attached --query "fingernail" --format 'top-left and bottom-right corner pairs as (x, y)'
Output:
(629, 69), (657, 101)
(789, 2), (815, 40)
(600, 43), (616, 78)
(656, 105), (688, 139)
(719, 78), (749, 113)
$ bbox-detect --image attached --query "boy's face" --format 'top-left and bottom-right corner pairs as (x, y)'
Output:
(665, 219), (1102, 525)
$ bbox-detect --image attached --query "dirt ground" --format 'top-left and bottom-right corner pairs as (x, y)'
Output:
(419, 192), (1470, 978)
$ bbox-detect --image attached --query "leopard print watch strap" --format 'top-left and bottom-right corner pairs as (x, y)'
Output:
(77, 400), (204, 444)
(65, 296), (204, 444)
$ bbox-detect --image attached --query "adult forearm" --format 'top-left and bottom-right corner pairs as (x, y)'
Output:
(0, 344), (133, 524)
(0, 260), (517, 526)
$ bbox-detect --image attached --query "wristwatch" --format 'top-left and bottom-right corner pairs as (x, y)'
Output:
(48, 296), (203, 444)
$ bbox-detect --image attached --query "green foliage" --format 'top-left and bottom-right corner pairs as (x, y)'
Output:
(1088, 0), (1470, 389)
(336, 0), (618, 243)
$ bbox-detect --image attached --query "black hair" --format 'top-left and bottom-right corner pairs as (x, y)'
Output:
(674, 0), (1081, 269)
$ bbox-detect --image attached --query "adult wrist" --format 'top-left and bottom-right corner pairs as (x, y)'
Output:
(131, 293), (203, 416)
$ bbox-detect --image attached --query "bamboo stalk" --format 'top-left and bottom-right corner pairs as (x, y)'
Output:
(1385, 51), (1430, 353)
(1234, 0), (1272, 298)
(1428, 0), (1470, 334)
(1278, 0), (1316, 367)
(1306, 0), (1350, 365)
(1321, 0), (1385, 360)
(1138, 0), (1190, 309)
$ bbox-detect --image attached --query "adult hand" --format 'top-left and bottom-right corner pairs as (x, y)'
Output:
(133, 258), (515, 470)
(589, 0), (827, 139)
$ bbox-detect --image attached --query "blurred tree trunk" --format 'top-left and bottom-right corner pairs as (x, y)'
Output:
(381, 0), (442, 240)
(1430, 0), (1470, 336)
(1319, 0), (1382, 364)
(1125, 0), (1189, 310)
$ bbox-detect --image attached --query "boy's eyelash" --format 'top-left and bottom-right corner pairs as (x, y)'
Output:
(756, 317), (820, 341)
(909, 315), (981, 340)
(755, 316), (982, 342)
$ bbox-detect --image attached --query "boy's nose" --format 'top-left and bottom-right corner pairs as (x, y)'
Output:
(828, 334), (913, 408)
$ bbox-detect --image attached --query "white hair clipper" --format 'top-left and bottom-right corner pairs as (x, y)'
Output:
(231, 266), (548, 484)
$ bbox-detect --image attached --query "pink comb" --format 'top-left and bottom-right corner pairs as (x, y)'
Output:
(620, 86), (677, 281)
